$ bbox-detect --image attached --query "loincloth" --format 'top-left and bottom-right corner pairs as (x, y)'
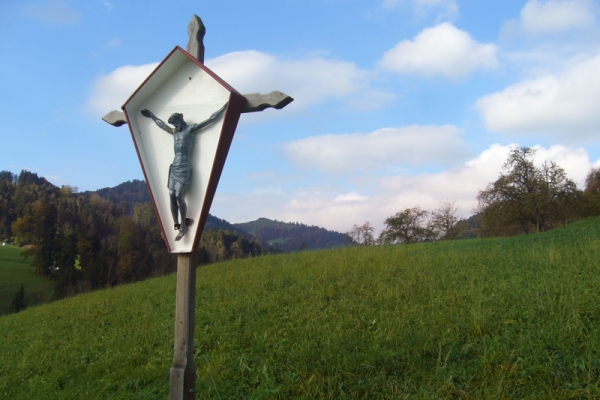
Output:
(168, 162), (192, 191)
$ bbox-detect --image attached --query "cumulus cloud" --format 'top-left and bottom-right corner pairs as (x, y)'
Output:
(88, 51), (393, 116)
(213, 144), (595, 234)
(476, 54), (600, 139)
(206, 51), (393, 110)
(285, 125), (469, 174)
(24, 1), (81, 25)
(517, 0), (595, 34)
(531, 144), (592, 185)
(335, 192), (369, 202)
(88, 63), (158, 115)
(379, 23), (499, 79)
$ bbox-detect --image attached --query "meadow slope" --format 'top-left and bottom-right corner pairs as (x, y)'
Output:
(0, 245), (55, 315)
(1, 218), (600, 399)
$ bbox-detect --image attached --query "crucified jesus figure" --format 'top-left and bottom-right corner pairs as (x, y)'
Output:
(141, 103), (227, 241)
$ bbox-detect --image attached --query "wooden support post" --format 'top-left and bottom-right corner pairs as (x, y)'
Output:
(170, 253), (197, 400)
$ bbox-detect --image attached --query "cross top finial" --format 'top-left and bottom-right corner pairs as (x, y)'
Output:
(186, 15), (206, 63)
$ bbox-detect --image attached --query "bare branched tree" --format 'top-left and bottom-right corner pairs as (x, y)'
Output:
(430, 200), (463, 240)
(346, 221), (375, 245)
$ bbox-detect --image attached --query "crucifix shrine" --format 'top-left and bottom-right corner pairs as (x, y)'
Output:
(102, 15), (293, 400)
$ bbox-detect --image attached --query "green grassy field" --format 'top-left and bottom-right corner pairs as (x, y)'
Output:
(0, 245), (55, 315)
(1, 218), (600, 398)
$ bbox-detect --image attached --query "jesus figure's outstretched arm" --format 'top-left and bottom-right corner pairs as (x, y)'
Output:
(190, 103), (227, 134)
(141, 109), (174, 134)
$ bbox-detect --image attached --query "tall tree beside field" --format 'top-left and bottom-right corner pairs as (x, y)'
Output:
(477, 147), (578, 235)
(12, 201), (58, 276)
(378, 206), (435, 244)
(0, 175), (16, 239)
(583, 167), (600, 216)
(133, 202), (175, 277)
(115, 216), (152, 283)
(585, 167), (600, 194)
(53, 225), (79, 298)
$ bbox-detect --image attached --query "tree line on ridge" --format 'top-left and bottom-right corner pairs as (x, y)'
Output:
(347, 147), (600, 245)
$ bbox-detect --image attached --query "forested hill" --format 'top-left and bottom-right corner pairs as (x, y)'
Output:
(81, 180), (150, 214)
(82, 180), (350, 251)
(234, 217), (351, 252)
(81, 180), (252, 236)
(0, 170), (263, 300)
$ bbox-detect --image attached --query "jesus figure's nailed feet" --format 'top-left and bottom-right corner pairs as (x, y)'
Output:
(175, 224), (188, 241)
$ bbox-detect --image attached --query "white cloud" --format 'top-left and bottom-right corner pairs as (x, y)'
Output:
(531, 144), (592, 185)
(285, 125), (468, 174)
(520, 0), (595, 34)
(88, 51), (393, 116)
(254, 186), (284, 196)
(335, 192), (369, 202)
(213, 144), (595, 234)
(379, 23), (499, 79)
(88, 63), (158, 115)
(24, 1), (81, 25)
(476, 54), (600, 139)
(206, 51), (393, 110)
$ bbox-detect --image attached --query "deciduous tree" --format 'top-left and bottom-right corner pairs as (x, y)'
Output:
(477, 147), (578, 235)
(347, 221), (375, 245)
(378, 206), (434, 244)
(430, 200), (465, 240)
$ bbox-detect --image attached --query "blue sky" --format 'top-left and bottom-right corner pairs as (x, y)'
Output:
(1, 0), (600, 233)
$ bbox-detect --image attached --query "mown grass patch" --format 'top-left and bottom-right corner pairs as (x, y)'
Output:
(0, 245), (55, 315)
(2, 218), (600, 398)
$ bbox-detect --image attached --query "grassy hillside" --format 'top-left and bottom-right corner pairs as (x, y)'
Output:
(234, 217), (349, 251)
(2, 218), (600, 398)
(0, 245), (55, 315)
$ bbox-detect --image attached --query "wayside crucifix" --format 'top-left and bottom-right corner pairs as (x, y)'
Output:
(101, 14), (293, 400)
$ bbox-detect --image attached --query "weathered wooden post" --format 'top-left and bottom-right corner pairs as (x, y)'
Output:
(170, 252), (197, 399)
(102, 15), (292, 400)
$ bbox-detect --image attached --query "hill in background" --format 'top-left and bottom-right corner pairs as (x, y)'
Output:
(81, 180), (150, 214)
(84, 180), (349, 252)
(234, 217), (350, 252)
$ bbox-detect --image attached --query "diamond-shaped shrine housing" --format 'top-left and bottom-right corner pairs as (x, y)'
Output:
(122, 46), (246, 253)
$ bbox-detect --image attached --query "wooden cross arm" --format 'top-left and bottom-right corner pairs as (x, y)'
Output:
(102, 110), (128, 127)
(102, 91), (294, 126)
(242, 91), (294, 113)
